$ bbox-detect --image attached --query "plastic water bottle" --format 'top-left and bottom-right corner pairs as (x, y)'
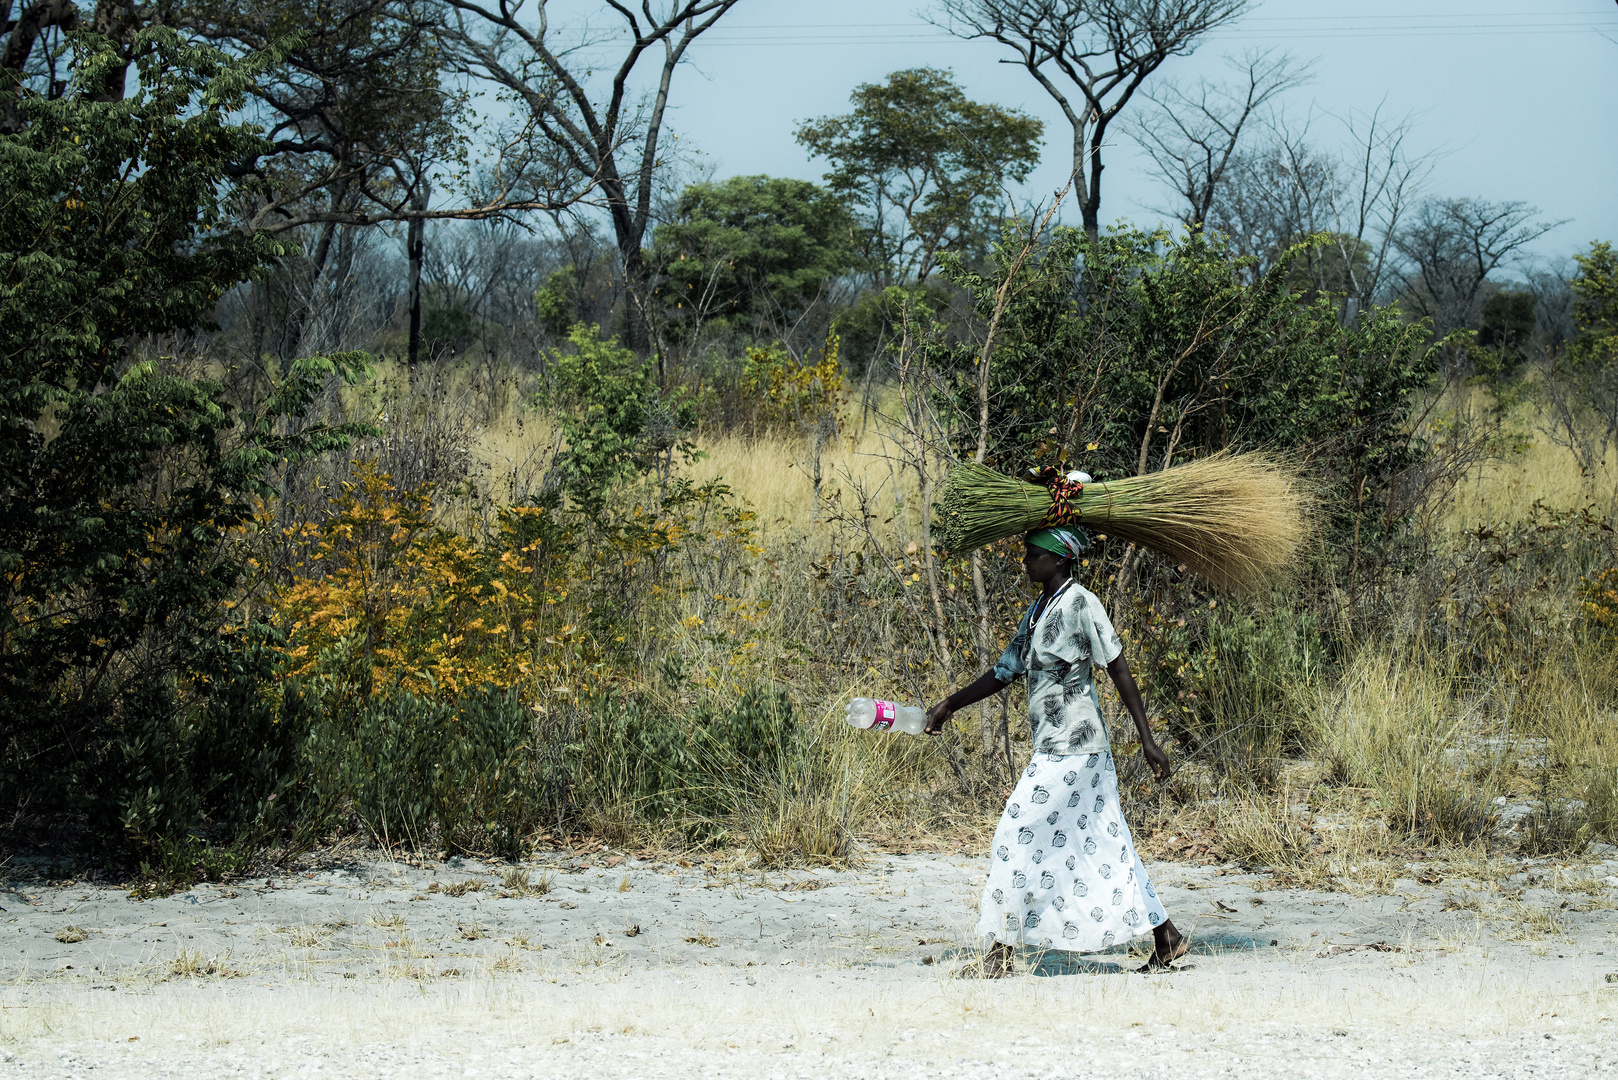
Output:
(845, 698), (928, 735)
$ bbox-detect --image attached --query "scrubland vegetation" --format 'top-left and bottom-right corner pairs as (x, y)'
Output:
(3, 5), (1616, 899)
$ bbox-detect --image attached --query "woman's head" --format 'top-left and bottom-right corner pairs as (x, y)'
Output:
(1022, 527), (1089, 585)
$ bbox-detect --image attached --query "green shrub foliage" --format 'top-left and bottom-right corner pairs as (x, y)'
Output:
(0, 30), (368, 851)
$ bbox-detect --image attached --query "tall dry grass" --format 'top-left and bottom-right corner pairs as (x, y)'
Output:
(736, 701), (927, 867)
(1317, 646), (1504, 844)
(1519, 645), (1618, 852)
(1437, 385), (1618, 531)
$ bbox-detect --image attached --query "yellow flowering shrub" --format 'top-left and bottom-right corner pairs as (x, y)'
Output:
(269, 460), (581, 703)
(268, 461), (767, 712)
(1580, 568), (1618, 645)
(741, 334), (846, 433)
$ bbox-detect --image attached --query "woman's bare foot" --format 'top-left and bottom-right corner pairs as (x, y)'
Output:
(1137, 920), (1189, 972)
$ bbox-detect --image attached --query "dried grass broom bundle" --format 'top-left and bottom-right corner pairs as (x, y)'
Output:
(934, 451), (1310, 592)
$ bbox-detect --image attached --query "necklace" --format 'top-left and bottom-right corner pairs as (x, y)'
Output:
(1025, 578), (1073, 637)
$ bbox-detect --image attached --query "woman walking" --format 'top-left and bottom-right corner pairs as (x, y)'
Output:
(925, 526), (1188, 976)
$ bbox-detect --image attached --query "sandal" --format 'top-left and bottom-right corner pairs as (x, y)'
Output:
(1136, 935), (1191, 973)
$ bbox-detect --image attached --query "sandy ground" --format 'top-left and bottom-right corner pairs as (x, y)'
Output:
(4, 849), (1618, 1077)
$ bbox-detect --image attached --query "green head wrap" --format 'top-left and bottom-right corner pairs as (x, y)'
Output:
(1026, 526), (1090, 559)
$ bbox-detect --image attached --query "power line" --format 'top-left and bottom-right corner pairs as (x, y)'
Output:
(713, 12), (1614, 29)
(691, 11), (1617, 45)
(689, 26), (1617, 47)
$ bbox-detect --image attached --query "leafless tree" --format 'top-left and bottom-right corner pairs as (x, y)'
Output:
(422, 216), (564, 363)
(1393, 197), (1565, 339)
(1124, 47), (1309, 230)
(1209, 124), (1330, 277)
(435, 0), (744, 352)
(935, 0), (1248, 239)
(1525, 264), (1577, 356)
(1211, 105), (1433, 318)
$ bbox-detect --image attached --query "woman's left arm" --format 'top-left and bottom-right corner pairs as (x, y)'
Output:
(1105, 654), (1171, 781)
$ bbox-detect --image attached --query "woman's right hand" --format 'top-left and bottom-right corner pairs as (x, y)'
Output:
(924, 700), (954, 736)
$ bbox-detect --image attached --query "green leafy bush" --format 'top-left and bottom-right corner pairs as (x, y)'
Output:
(1130, 599), (1323, 789)
(0, 29), (368, 850)
(307, 685), (556, 860)
(538, 323), (698, 492)
(571, 684), (799, 825)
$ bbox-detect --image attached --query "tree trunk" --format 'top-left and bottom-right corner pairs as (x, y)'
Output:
(89, 0), (136, 101)
(0, 0), (80, 132)
(620, 241), (651, 354)
(1070, 119), (1096, 241)
(405, 182), (429, 366)
(1080, 121), (1106, 242)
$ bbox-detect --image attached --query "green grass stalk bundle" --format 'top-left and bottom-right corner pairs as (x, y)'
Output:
(934, 451), (1310, 591)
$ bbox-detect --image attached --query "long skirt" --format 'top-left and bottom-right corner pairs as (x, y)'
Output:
(975, 751), (1167, 952)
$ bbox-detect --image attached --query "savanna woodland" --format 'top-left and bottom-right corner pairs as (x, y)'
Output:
(3, 1), (1615, 894)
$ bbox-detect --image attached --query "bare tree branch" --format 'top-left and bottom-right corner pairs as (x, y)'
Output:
(1394, 198), (1567, 338)
(1210, 104), (1436, 317)
(935, 0), (1249, 238)
(1123, 47), (1310, 230)
(435, 0), (744, 351)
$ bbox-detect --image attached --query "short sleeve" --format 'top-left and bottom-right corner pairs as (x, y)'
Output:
(1083, 594), (1124, 667)
(992, 610), (1031, 684)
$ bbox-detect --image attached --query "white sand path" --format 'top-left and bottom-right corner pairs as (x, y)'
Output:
(4, 852), (1617, 1077)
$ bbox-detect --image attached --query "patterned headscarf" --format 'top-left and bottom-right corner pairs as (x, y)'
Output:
(1026, 526), (1090, 559)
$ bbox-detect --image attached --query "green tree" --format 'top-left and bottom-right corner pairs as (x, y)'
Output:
(0, 29), (368, 845)
(1545, 241), (1618, 470)
(539, 324), (696, 493)
(649, 174), (857, 340)
(796, 68), (1043, 285)
(535, 266), (580, 339)
(1571, 241), (1618, 369)
(1474, 287), (1537, 378)
(831, 280), (955, 375)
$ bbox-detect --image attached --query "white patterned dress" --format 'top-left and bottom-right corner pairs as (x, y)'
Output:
(974, 582), (1167, 952)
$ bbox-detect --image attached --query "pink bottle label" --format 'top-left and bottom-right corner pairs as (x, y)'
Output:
(871, 700), (897, 731)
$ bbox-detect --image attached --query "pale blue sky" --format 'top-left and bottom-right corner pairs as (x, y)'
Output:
(604, 0), (1618, 274)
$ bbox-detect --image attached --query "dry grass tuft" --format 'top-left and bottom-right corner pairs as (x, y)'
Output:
(1319, 647), (1502, 845)
(735, 704), (918, 868)
(169, 950), (244, 979)
(1218, 797), (1314, 874)
(279, 925), (332, 949)
(1519, 645), (1618, 853)
(1313, 822), (1403, 896)
(500, 868), (551, 896)
(580, 805), (642, 849)
(53, 926), (86, 943)
(1493, 899), (1566, 939)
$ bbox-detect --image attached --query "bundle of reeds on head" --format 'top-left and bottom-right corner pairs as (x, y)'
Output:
(934, 451), (1310, 592)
